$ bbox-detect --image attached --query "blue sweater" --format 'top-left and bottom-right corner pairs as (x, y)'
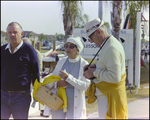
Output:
(1, 42), (40, 91)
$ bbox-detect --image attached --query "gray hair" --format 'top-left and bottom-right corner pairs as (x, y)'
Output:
(22, 37), (32, 45)
(7, 22), (23, 31)
(98, 24), (107, 33)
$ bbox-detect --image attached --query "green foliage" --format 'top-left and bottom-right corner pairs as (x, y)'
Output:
(54, 33), (65, 41)
(74, 13), (89, 28)
(123, 1), (149, 40)
(103, 22), (110, 29)
(2, 33), (8, 41)
(38, 33), (47, 41)
(105, 1), (149, 41)
(29, 33), (34, 40)
(61, 1), (89, 41)
(61, 1), (83, 30)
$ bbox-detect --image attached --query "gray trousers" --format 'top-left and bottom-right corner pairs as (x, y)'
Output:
(52, 99), (74, 119)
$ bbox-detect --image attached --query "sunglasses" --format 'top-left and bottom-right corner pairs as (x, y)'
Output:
(64, 44), (77, 49)
(88, 31), (96, 40)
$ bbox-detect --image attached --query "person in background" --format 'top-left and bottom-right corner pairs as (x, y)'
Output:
(144, 45), (149, 60)
(43, 37), (90, 119)
(83, 18), (128, 119)
(141, 45), (145, 58)
(1, 22), (40, 119)
(22, 37), (45, 116)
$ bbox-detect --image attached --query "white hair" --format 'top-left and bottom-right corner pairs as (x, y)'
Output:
(98, 24), (107, 33)
(22, 37), (32, 45)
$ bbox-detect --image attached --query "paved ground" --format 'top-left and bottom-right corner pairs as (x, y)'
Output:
(18, 97), (148, 119)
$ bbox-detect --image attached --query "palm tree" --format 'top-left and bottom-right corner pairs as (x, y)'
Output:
(104, 22), (110, 29)
(124, 1), (149, 40)
(111, 1), (122, 41)
(123, 1), (149, 84)
(74, 13), (89, 28)
(61, 1), (83, 42)
(38, 33), (46, 41)
(29, 33), (34, 41)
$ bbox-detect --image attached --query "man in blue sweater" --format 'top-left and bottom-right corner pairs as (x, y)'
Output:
(1, 22), (40, 119)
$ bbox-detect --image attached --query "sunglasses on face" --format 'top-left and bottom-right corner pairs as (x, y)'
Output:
(64, 44), (77, 49)
(88, 31), (96, 40)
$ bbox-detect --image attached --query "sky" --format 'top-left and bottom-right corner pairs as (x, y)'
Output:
(1, 1), (149, 40)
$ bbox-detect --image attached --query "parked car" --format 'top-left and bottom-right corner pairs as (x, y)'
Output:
(41, 46), (51, 50)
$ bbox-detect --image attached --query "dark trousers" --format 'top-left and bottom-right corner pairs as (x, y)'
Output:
(144, 53), (148, 60)
(1, 90), (31, 119)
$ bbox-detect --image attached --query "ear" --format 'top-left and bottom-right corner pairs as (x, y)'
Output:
(97, 29), (101, 34)
(6, 33), (8, 37)
(21, 31), (24, 37)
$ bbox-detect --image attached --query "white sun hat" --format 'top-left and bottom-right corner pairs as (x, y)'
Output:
(84, 18), (104, 37)
(66, 37), (83, 53)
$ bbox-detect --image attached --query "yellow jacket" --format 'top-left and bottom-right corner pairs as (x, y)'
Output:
(86, 72), (128, 119)
(33, 75), (67, 112)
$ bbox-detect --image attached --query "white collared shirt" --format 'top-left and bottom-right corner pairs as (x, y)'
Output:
(5, 41), (23, 54)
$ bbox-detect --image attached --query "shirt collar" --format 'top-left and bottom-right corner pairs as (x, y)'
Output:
(100, 34), (111, 47)
(5, 40), (23, 54)
(69, 56), (80, 63)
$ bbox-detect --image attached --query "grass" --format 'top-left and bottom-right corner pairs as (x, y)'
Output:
(126, 62), (149, 103)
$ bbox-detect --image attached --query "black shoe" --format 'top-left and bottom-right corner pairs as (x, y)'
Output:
(40, 110), (44, 116)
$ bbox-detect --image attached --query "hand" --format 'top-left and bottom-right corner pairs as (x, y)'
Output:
(83, 65), (89, 72)
(83, 64), (96, 72)
(83, 67), (96, 79)
(59, 70), (69, 80)
(57, 80), (68, 87)
(89, 64), (96, 68)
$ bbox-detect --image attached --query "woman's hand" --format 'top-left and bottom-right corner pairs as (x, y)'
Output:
(57, 80), (68, 87)
(59, 70), (69, 80)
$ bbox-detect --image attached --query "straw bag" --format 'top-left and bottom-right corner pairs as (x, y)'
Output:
(35, 85), (64, 112)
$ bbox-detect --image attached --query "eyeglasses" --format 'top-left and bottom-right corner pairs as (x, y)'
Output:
(64, 44), (77, 49)
(88, 31), (96, 40)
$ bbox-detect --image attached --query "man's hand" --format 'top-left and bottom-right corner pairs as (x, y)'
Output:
(57, 80), (68, 87)
(83, 64), (96, 72)
(83, 67), (96, 79)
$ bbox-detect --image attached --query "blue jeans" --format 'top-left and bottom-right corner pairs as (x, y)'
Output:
(1, 90), (31, 119)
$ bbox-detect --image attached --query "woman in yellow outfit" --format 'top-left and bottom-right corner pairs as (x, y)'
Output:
(83, 18), (128, 119)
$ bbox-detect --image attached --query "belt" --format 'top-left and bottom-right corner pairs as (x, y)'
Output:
(7, 91), (26, 94)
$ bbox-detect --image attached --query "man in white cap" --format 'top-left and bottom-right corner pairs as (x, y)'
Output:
(83, 18), (128, 119)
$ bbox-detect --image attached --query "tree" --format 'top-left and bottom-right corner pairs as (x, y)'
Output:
(111, 1), (123, 41)
(2, 33), (8, 42)
(104, 22), (110, 29)
(29, 33), (34, 41)
(38, 33), (46, 41)
(61, 1), (83, 41)
(123, 1), (149, 84)
(123, 1), (149, 40)
(59, 34), (65, 40)
(74, 13), (89, 28)
(106, 1), (149, 87)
